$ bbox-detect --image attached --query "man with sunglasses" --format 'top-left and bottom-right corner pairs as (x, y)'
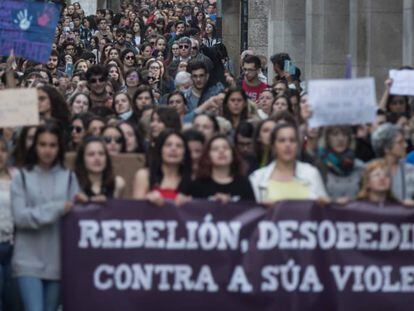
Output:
(167, 36), (192, 77)
(86, 65), (109, 107)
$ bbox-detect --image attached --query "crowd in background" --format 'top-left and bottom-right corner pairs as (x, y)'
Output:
(0, 0), (414, 310)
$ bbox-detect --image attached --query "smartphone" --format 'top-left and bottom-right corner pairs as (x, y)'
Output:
(284, 60), (296, 75)
(65, 63), (74, 77)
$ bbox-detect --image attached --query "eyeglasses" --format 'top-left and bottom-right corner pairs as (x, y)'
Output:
(89, 77), (106, 84)
(125, 55), (135, 60)
(103, 136), (123, 144)
(70, 125), (83, 133)
(179, 45), (190, 49)
(192, 46), (198, 50)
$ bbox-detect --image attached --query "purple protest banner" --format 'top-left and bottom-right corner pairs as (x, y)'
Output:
(62, 199), (414, 311)
(0, 0), (61, 63)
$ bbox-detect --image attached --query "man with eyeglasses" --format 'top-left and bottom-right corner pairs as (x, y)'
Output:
(86, 65), (109, 107)
(168, 36), (193, 77)
(241, 55), (268, 102)
(183, 60), (224, 121)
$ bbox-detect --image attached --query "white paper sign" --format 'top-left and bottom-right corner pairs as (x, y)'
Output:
(0, 88), (39, 127)
(308, 77), (377, 128)
(389, 69), (414, 96)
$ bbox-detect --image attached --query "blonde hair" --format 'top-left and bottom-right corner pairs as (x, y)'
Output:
(357, 159), (393, 200)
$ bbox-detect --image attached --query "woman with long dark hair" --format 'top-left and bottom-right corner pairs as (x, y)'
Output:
(11, 126), (37, 168)
(222, 88), (249, 130)
(133, 130), (192, 204)
(187, 135), (254, 202)
(11, 121), (79, 311)
(75, 136), (125, 200)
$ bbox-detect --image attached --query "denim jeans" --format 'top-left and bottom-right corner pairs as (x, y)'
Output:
(0, 242), (12, 311)
(17, 277), (60, 311)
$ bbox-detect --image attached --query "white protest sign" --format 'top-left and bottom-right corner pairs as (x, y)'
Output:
(389, 69), (414, 96)
(308, 77), (377, 128)
(0, 88), (39, 127)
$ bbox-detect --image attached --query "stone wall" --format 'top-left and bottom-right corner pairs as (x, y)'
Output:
(245, 0), (414, 98)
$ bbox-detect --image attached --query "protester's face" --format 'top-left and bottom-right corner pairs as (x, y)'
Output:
(177, 61), (188, 73)
(114, 94), (131, 114)
(149, 62), (161, 78)
(74, 17), (81, 27)
(175, 8), (183, 17)
(194, 115), (215, 141)
(156, 39), (166, 51)
(171, 44), (180, 57)
(150, 113), (166, 139)
(71, 119), (85, 145)
(168, 94), (186, 116)
(135, 91), (152, 110)
(328, 129), (349, 154)
(37, 89), (51, 116)
(191, 42), (199, 57)
(389, 132), (407, 159)
(124, 52), (135, 66)
(227, 92), (245, 116)
(36, 132), (59, 167)
(142, 46), (152, 58)
(368, 167), (391, 194)
(274, 82), (287, 95)
(72, 94), (89, 114)
(273, 127), (298, 163)
(133, 23), (141, 33)
(258, 91), (274, 114)
(162, 134), (185, 165)
(116, 32), (125, 44)
(109, 49), (119, 60)
(243, 62), (259, 82)
(259, 120), (276, 146)
(103, 128), (123, 155)
(209, 138), (232, 167)
(191, 68), (208, 91)
(272, 97), (289, 113)
(126, 72), (139, 87)
(389, 96), (406, 113)
(88, 75), (106, 94)
(179, 41), (191, 57)
(47, 56), (58, 70)
(183, 7), (191, 16)
(205, 23), (213, 34)
(188, 140), (203, 167)
(84, 141), (107, 173)
(89, 120), (105, 136)
(68, 5), (75, 15)
(119, 123), (137, 153)
(108, 67), (119, 81)
(125, 33), (133, 42)
(99, 19), (107, 30)
(236, 134), (253, 157)
(25, 127), (36, 150)
(76, 61), (88, 73)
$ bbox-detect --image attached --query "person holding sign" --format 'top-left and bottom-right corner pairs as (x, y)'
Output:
(11, 121), (79, 311)
(249, 123), (328, 203)
(186, 135), (255, 202)
(133, 130), (192, 205)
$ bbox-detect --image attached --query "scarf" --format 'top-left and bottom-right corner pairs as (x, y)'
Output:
(319, 147), (355, 176)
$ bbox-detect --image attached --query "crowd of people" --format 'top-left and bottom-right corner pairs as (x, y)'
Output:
(0, 0), (413, 310)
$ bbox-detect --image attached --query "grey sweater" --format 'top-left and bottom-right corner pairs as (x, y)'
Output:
(11, 165), (79, 280)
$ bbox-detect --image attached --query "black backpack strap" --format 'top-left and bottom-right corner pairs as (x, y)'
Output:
(67, 170), (73, 199)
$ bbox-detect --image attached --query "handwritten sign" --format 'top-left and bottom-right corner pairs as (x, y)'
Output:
(308, 77), (377, 128)
(389, 69), (414, 96)
(0, 0), (61, 63)
(0, 88), (39, 127)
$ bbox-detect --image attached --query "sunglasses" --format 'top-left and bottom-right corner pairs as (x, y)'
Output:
(125, 55), (135, 60)
(179, 45), (190, 49)
(70, 125), (83, 133)
(89, 77), (106, 83)
(103, 136), (123, 144)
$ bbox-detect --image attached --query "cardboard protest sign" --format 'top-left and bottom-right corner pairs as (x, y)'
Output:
(308, 77), (377, 128)
(0, 0), (61, 63)
(0, 88), (39, 127)
(62, 199), (414, 311)
(65, 152), (145, 198)
(389, 69), (414, 96)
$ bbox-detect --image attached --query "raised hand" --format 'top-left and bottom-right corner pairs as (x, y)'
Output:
(14, 9), (33, 31)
